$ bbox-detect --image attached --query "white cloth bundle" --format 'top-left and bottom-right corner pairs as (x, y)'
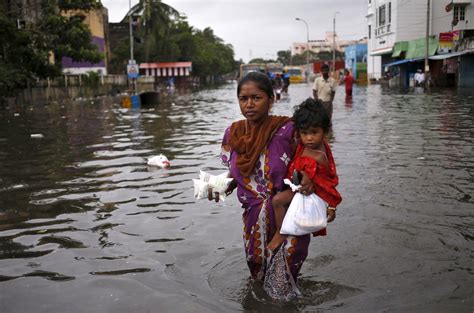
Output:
(280, 179), (328, 236)
(193, 171), (232, 201)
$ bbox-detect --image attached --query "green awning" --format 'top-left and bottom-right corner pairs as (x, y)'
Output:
(392, 41), (408, 57)
(405, 36), (438, 59)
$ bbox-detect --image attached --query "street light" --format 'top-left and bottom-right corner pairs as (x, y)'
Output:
(295, 17), (310, 74)
(332, 11), (340, 75)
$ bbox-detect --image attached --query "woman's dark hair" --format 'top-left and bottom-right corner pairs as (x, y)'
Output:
(293, 98), (331, 133)
(237, 71), (274, 99)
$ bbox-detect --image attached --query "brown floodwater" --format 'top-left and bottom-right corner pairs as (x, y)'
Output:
(0, 83), (473, 312)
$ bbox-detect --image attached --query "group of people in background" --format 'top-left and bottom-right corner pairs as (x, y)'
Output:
(266, 70), (291, 101)
(312, 64), (355, 119)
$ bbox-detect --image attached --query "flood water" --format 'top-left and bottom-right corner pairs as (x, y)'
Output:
(0, 83), (473, 312)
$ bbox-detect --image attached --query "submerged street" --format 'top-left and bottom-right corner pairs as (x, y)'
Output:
(0, 84), (473, 312)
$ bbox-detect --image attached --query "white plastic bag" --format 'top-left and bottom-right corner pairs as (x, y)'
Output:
(194, 171), (232, 201)
(280, 179), (328, 236)
(199, 171), (233, 194)
(193, 179), (210, 200)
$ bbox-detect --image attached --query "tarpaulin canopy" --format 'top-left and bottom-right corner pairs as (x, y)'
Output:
(429, 50), (471, 60)
(405, 36), (438, 59)
(391, 41), (408, 57)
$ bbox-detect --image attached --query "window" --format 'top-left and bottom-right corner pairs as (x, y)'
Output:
(388, 2), (391, 24)
(454, 5), (466, 21)
(368, 25), (371, 39)
(378, 4), (386, 26)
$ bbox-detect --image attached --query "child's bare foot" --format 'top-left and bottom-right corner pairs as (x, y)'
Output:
(267, 233), (287, 252)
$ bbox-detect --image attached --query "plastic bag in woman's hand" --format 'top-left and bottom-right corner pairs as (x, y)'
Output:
(199, 171), (233, 194)
(193, 179), (210, 200)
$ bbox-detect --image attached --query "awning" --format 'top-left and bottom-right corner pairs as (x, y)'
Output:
(384, 57), (424, 67)
(392, 41), (408, 57)
(429, 50), (470, 60)
(405, 36), (438, 59)
(370, 47), (393, 56)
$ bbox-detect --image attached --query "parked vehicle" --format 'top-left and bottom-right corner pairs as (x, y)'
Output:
(239, 63), (266, 78)
(284, 66), (304, 83)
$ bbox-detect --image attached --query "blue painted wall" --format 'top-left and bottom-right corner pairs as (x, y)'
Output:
(344, 44), (368, 78)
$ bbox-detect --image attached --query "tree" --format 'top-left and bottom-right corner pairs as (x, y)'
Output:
(277, 50), (291, 65)
(127, 0), (180, 62)
(0, 0), (103, 95)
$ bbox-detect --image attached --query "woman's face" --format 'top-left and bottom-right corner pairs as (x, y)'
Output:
(238, 81), (273, 126)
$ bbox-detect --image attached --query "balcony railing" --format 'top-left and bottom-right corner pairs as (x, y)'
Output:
(375, 24), (392, 37)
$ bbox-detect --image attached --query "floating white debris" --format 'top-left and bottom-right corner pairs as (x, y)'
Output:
(417, 157), (426, 160)
(31, 134), (44, 139)
(13, 113), (20, 117)
(147, 154), (170, 168)
(171, 102), (176, 106)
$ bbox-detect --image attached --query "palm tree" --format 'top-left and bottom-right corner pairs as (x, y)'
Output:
(122, 0), (180, 61)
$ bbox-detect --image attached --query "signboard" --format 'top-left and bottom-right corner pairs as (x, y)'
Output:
(127, 60), (139, 79)
(438, 32), (454, 54)
(438, 30), (461, 54)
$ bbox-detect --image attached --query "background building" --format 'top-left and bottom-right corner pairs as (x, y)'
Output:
(62, 7), (110, 75)
(2, 0), (42, 27)
(367, 0), (474, 87)
(292, 32), (362, 56)
(366, 0), (428, 80)
(345, 44), (368, 82)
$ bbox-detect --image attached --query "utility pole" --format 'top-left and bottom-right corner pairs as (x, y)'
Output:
(424, 0), (430, 88)
(129, 0), (134, 61)
(333, 12), (340, 76)
(295, 18), (310, 77)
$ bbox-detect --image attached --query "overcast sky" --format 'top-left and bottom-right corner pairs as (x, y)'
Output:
(102, 0), (367, 62)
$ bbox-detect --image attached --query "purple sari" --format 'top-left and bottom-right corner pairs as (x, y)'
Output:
(220, 119), (310, 288)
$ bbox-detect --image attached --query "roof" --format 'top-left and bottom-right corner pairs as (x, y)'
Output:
(392, 41), (408, 58)
(429, 50), (472, 60)
(139, 62), (192, 69)
(405, 36), (438, 59)
(384, 57), (424, 67)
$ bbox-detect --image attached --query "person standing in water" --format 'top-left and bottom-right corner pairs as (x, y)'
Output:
(312, 64), (337, 120)
(209, 72), (315, 298)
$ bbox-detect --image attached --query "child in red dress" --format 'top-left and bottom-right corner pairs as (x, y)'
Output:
(268, 98), (342, 251)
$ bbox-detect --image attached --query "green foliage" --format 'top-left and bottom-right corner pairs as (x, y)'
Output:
(82, 71), (100, 88)
(110, 1), (238, 78)
(275, 49), (345, 66)
(0, 0), (103, 95)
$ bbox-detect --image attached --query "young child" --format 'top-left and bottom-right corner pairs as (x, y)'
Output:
(268, 98), (342, 251)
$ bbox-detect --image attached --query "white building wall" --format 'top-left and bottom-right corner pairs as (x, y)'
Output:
(431, 0), (474, 35)
(367, 0), (428, 80)
(396, 0), (428, 41)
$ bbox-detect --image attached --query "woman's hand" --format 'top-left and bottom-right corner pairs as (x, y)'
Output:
(298, 172), (315, 196)
(225, 179), (237, 196)
(327, 207), (336, 223)
(207, 187), (220, 202)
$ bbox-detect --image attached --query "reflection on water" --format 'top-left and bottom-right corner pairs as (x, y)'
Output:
(0, 85), (473, 312)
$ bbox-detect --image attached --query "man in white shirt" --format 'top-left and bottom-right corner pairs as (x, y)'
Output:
(312, 64), (337, 120)
(414, 69), (425, 87)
